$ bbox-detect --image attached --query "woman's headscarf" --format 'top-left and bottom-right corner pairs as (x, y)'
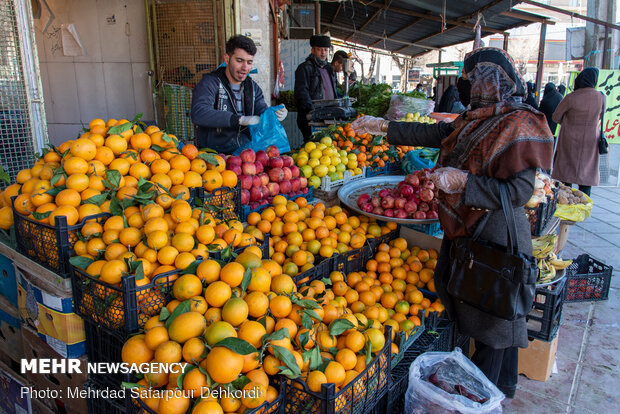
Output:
(558, 84), (566, 95)
(574, 67), (599, 90)
(456, 76), (471, 107)
(436, 85), (462, 113)
(539, 83), (563, 134)
(437, 47), (555, 239)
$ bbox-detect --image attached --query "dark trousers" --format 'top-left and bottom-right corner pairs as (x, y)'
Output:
(471, 340), (518, 398)
(297, 112), (312, 142)
(563, 182), (592, 196)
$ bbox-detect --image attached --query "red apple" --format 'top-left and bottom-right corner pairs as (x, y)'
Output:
(250, 187), (262, 202)
(252, 176), (262, 188)
(239, 175), (253, 190)
(282, 155), (294, 168)
(258, 172), (269, 187)
(399, 184), (414, 198)
(227, 155), (242, 168)
(256, 150), (269, 167)
(279, 180), (292, 194)
(395, 209), (408, 219)
(267, 182), (280, 196)
(423, 180), (435, 190)
(426, 211), (439, 219)
(282, 167), (292, 181)
(384, 208), (395, 217)
(266, 145), (280, 158)
(269, 157), (284, 169)
(405, 201), (418, 213)
(405, 174), (420, 187)
(361, 203), (374, 213)
(302, 187), (309, 194)
(291, 177), (301, 192)
(240, 148), (256, 163)
(357, 194), (371, 206)
(260, 185), (269, 200)
(372, 206), (384, 215)
(250, 202), (259, 209)
(268, 168), (284, 182)
(299, 176), (308, 188)
(259, 199), (269, 206)
(418, 202), (430, 212)
(229, 165), (242, 176)
(381, 196), (395, 209)
(290, 165), (300, 177)
(242, 162), (257, 176)
(378, 189), (391, 199)
(413, 211), (426, 219)
(254, 161), (264, 173)
(371, 197), (381, 208)
(241, 189), (250, 205)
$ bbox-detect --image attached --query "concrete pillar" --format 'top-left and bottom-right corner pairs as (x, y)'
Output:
(585, 0), (616, 68)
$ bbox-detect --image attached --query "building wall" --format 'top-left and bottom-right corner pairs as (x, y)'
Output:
(34, 0), (153, 146)
(239, 0), (274, 105)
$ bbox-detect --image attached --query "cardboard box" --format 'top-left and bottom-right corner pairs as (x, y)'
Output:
(0, 295), (23, 370)
(0, 361), (32, 414)
(20, 326), (88, 414)
(15, 264), (85, 358)
(0, 252), (17, 307)
(518, 333), (559, 382)
(400, 226), (443, 251)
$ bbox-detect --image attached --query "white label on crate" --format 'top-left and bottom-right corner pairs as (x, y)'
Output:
(40, 290), (63, 311)
(43, 335), (68, 358)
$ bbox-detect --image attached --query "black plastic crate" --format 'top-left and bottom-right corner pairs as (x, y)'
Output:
(71, 266), (178, 336)
(293, 256), (335, 287)
(12, 200), (110, 277)
(85, 380), (129, 414)
(526, 277), (566, 341)
(429, 318), (454, 352)
(196, 182), (241, 220)
(83, 320), (131, 388)
(366, 226), (400, 252)
(564, 254), (613, 302)
(526, 188), (558, 237)
(241, 187), (314, 222)
(332, 244), (373, 275)
(283, 326), (392, 414)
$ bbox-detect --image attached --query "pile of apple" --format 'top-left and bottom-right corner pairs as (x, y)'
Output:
(356, 170), (439, 220)
(225, 145), (309, 209)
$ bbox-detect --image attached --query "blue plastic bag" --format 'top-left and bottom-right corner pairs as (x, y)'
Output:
(401, 148), (439, 174)
(239, 105), (290, 154)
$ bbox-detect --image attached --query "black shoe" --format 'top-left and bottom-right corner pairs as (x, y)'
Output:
(497, 385), (516, 399)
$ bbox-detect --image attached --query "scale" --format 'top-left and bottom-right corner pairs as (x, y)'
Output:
(309, 57), (357, 122)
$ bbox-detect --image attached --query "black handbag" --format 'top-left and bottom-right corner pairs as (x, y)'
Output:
(447, 183), (538, 321)
(599, 92), (608, 155)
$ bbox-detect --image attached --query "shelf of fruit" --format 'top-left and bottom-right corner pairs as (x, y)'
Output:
(339, 170), (440, 224)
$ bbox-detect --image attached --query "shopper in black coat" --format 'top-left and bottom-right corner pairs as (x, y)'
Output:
(539, 82), (563, 136)
(525, 81), (539, 109)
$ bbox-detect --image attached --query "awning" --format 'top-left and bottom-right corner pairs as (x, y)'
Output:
(320, 0), (552, 57)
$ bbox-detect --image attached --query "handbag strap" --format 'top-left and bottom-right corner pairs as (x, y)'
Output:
(470, 182), (519, 254)
(600, 92), (605, 138)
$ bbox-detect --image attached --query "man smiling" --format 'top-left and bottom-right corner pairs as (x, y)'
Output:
(191, 35), (287, 153)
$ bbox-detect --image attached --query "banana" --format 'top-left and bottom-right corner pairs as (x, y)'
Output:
(550, 258), (572, 270)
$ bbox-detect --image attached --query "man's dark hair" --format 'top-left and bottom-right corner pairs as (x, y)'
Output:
(332, 50), (348, 65)
(226, 35), (257, 56)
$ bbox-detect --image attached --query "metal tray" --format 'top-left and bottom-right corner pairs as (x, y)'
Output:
(337, 176), (440, 224)
(536, 268), (566, 287)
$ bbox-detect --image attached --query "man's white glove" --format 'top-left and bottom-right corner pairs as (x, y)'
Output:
(351, 115), (388, 135)
(275, 106), (288, 121)
(430, 167), (468, 194)
(239, 116), (260, 126)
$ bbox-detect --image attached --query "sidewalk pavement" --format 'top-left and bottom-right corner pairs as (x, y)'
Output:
(502, 187), (620, 414)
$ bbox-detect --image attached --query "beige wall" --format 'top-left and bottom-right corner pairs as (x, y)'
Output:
(238, 0), (274, 105)
(34, 0), (153, 146)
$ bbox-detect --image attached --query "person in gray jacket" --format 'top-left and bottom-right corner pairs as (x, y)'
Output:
(191, 35), (287, 153)
(353, 48), (554, 398)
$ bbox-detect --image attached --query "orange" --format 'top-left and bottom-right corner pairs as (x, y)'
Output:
(63, 157), (89, 175)
(172, 274), (203, 301)
(324, 361), (346, 387)
(170, 201), (192, 223)
(130, 132), (151, 150)
(345, 330), (365, 353)
(269, 295), (292, 318)
(221, 170), (237, 188)
(221, 297), (249, 326)
(182, 337), (206, 363)
(157, 390), (190, 414)
(202, 170), (223, 192)
(144, 326), (169, 351)
(191, 401), (223, 414)
(121, 335), (153, 365)
(307, 371), (327, 392)
(203, 346), (244, 384)
(49, 206), (79, 226)
(196, 259), (221, 283)
(247, 268), (271, 292)
(70, 138), (97, 160)
(220, 262), (245, 287)
(245, 291), (269, 318)
(204, 281), (231, 307)
(105, 134), (128, 155)
(241, 382), (267, 409)
(237, 320), (267, 348)
(99, 259), (129, 285)
(94, 146), (115, 165)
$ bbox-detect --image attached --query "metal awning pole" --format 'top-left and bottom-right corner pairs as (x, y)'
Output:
(535, 22), (547, 102)
(503, 33), (509, 51)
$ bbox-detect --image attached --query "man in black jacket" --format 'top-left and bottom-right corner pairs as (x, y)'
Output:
(191, 35), (287, 153)
(294, 35), (338, 141)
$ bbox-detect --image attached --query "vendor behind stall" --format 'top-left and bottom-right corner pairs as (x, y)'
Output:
(191, 35), (287, 154)
(294, 35), (339, 141)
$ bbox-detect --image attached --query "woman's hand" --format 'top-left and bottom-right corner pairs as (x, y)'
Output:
(351, 116), (388, 135)
(430, 167), (468, 193)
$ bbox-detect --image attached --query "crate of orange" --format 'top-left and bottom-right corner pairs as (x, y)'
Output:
(282, 326), (392, 414)
(11, 197), (110, 278)
(71, 264), (179, 337)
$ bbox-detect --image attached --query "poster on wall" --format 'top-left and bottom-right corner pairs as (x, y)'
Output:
(407, 69), (421, 83)
(568, 70), (620, 143)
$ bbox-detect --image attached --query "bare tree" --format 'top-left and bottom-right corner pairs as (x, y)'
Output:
(363, 52), (378, 84)
(508, 37), (537, 76)
(392, 56), (411, 92)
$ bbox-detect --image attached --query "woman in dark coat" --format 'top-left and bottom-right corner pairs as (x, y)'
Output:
(551, 68), (605, 196)
(539, 82), (563, 136)
(524, 81), (539, 109)
(436, 85), (466, 113)
(351, 48), (554, 397)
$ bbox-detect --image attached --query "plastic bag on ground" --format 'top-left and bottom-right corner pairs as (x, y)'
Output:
(240, 104), (290, 154)
(405, 348), (505, 414)
(385, 95), (435, 121)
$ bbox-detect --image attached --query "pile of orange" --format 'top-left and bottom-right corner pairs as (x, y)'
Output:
(122, 245), (391, 413)
(0, 117), (238, 233)
(245, 195), (396, 277)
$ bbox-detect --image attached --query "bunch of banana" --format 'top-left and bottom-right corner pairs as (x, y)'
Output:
(532, 234), (557, 259)
(548, 252), (572, 270)
(538, 258), (557, 284)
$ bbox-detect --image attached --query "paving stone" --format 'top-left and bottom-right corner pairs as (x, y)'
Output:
(556, 324), (586, 362)
(589, 288), (620, 329)
(560, 302), (591, 328)
(516, 360), (577, 405)
(572, 364), (620, 413)
(575, 221), (620, 235)
(502, 388), (570, 414)
(581, 323), (620, 372)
